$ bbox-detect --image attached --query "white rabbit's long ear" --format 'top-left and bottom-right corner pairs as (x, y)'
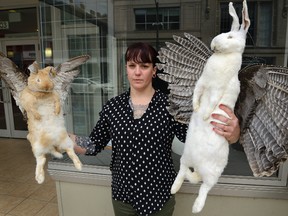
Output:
(229, 2), (240, 31)
(241, 0), (251, 32)
(28, 61), (39, 74)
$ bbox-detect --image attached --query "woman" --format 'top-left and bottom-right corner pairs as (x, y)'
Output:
(72, 42), (240, 216)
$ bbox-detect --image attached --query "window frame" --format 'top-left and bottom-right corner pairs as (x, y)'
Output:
(220, 162), (288, 187)
(134, 7), (180, 31)
(47, 152), (288, 200)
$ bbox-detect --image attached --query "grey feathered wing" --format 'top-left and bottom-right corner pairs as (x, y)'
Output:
(0, 53), (90, 117)
(157, 33), (212, 124)
(235, 64), (288, 177)
(0, 52), (28, 115)
(53, 55), (90, 105)
(158, 32), (288, 177)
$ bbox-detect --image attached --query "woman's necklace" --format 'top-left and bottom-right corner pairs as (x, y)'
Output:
(129, 98), (149, 119)
(129, 88), (154, 119)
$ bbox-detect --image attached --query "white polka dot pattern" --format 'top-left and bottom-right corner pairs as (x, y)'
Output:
(86, 90), (187, 215)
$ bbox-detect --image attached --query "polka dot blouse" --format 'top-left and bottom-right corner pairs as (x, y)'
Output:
(81, 89), (187, 215)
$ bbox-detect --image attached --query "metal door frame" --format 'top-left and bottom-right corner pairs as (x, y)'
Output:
(0, 38), (39, 138)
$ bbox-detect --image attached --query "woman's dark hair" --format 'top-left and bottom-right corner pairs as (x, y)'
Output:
(125, 42), (169, 94)
(125, 42), (158, 67)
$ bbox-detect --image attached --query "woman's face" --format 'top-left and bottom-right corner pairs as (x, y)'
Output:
(126, 60), (156, 91)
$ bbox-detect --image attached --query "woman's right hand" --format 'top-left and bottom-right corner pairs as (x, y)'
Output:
(69, 133), (87, 154)
(74, 144), (87, 154)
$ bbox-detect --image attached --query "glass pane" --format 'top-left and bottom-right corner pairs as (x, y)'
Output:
(135, 15), (145, 23)
(0, 83), (7, 130)
(11, 96), (26, 130)
(136, 23), (146, 30)
(68, 35), (103, 135)
(5, 44), (35, 131)
(39, 0), (112, 136)
(40, 6), (52, 36)
(258, 2), (272, 47)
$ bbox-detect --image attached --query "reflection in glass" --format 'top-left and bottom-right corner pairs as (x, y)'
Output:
(39, 0), (112, 136)
(0, 83), (7, 130)
(38, 0), (287, 184)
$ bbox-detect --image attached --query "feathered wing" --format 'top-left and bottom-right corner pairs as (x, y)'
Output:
(53, 55), (90, 105)
(0, 52), (28, 115)
(157, 33), (212, 124)
(0, 53), (90, 116)
(235, 64), (288, 177)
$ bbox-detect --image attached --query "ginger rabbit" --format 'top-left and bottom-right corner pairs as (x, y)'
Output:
(20, 62), (82, 184)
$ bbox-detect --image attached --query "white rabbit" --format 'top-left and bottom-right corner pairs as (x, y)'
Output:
(20, 62), (82, 184)
(170, 0), (250, 213)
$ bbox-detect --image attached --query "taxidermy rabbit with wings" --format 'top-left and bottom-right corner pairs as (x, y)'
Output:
(158, 0), (288, 213)
(0, 54), (89, 184)
(170, 1), (250, 213)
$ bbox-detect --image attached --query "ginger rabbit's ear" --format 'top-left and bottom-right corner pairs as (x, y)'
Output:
(229, 2), (240, 31)
(241, 0), (251, 32)
(28, 61), (39, 74)
(49, 67), (57, 78)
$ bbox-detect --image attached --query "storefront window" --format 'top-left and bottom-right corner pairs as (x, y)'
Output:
(38, 0), (288, 190)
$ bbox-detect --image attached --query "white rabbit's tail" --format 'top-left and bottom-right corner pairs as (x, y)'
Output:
(171, 164), (202, 194)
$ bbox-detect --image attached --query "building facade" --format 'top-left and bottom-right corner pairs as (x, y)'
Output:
(1, 0), (287, 137)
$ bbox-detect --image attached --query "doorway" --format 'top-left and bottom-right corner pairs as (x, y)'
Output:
(0, 39), (39, 138)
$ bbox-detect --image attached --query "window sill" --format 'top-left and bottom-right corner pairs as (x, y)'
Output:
(47, 150), (288, 200)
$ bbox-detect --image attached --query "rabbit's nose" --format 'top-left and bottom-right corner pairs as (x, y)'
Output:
(211, 42), (217, 52)
(44, 83), (53, 91)
(211, 44), (215, 51)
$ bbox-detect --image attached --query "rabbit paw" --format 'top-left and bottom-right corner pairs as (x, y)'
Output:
(203, 108), (213, 120)
(35, 172), (45, 184)
(192, 198), (205, 214)
(170, 181), (181, 194)
(203, 113), (211, 121)
(74, 160), (82, 171)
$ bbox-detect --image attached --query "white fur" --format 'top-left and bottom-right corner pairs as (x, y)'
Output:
(171, 1), (250, 213)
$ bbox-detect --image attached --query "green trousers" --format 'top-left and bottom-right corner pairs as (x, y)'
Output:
(112, 196), (175, 216)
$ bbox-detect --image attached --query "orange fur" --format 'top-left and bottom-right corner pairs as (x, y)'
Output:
(20, 64), (82, 184)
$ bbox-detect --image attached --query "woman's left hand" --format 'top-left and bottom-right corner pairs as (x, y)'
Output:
(210, 104), (240, 144)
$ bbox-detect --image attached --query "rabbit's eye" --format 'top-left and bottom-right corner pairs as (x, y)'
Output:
(37, 78), (41, 82)
(228, 35), (233, 39)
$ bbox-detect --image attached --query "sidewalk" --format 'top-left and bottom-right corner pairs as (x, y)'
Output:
(0, 138), (58, 216)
